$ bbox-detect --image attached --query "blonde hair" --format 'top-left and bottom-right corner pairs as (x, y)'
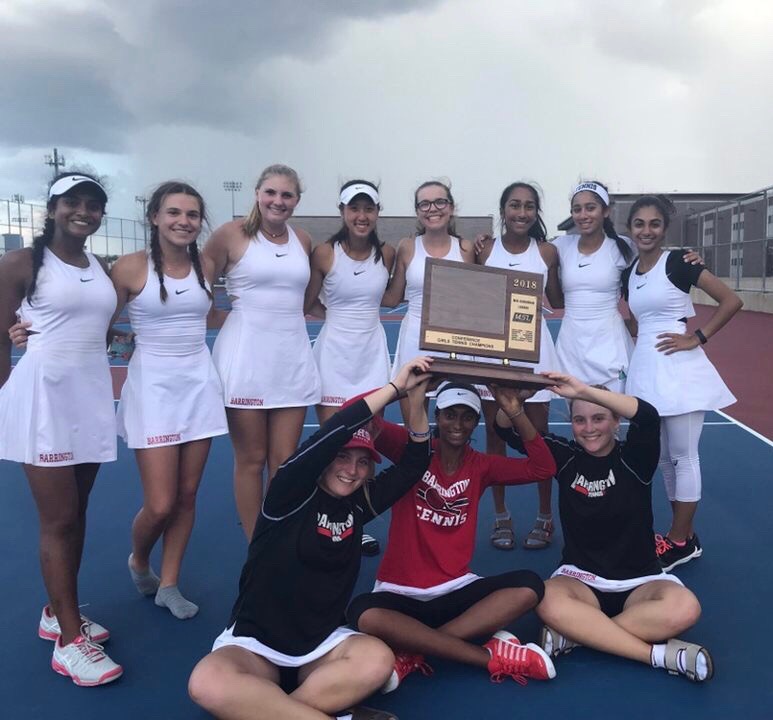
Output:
(242, 164), (303, 238)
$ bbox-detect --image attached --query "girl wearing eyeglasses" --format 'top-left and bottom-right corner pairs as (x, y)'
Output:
(382, 180), (475, 425)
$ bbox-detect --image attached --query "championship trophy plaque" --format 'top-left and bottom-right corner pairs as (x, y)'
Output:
(419, 258), (553, 389)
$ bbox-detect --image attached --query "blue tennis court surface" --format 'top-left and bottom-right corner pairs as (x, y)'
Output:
(2, 318), (772, 719)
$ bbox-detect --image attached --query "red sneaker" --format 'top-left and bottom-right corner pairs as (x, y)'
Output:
(483, 631), (556, 685)
(381, 652), (433, 694)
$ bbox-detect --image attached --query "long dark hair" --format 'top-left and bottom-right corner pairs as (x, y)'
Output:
(414, 180), (459, 237)
(574, 180), (633, 263)
(146, 181), (212, 303)
(328, 179), (384, 264)
(498, 181), (548, 242)
(27, 170), (107, 304)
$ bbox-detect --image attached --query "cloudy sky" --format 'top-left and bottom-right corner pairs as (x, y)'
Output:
(1, 0), (772, 235)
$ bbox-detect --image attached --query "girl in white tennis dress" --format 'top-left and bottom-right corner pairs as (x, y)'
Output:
(114, 181), (227, 620)
(0, 173), (122, 686)
(622, 195), (742, 572)
(553, 182), (636, 393)
(476, 182), (562, 551)
(383, 180), (474, 425)
(205, 164), (319, 540)
(306, 181), (393, 423)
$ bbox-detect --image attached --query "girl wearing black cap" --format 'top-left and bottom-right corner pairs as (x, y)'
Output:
(346, 381), (557, 691)
(0, 172), (122, 685)
(188, 357), (433, 720)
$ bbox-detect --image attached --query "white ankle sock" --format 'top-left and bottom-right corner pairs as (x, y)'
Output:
(651, 643), (709, 680)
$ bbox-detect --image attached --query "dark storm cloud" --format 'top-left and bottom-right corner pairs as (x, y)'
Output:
(0, 0), (440, 152)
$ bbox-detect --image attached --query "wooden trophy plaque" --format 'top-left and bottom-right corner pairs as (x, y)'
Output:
(419, 258), (553, 389)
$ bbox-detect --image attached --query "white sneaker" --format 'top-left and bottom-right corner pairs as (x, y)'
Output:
(39, 605), (110, 643)
(51, 627), (123, 686)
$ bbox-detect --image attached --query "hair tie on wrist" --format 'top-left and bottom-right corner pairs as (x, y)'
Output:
(388, 381), (404, 399)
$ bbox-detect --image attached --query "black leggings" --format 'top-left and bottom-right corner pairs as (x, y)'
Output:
(347, 570), (544, 630)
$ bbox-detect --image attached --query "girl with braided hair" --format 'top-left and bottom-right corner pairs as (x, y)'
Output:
(0, 172), (123, 685)
(111, 181), (228, 619)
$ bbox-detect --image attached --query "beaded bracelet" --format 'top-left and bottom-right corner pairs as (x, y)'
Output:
(408, 428), (432, 440)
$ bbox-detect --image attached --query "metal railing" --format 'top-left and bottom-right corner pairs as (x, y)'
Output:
(0, 198), (147, 259)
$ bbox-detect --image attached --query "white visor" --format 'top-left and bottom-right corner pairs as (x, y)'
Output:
(49, 175), (107, 203)
(435, 381), (482, 415)
(572, 182), (609, 206)
(339, 183), (379, 206)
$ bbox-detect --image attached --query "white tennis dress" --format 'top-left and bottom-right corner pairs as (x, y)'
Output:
(116, 259), (228, 448)
(477, 237), (560, 403)
(391, 235), (465, 378)
(213, 228), (321, 409)
(0, 247), (117, 466)
(624, 251), (735, 416)
(553, 235), (634, 392)
(313, 243), (391, 406)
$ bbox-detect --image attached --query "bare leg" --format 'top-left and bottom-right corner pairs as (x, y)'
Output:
(189, 637), (394, 720)
(357, 587), (539, 667)
(536, 577), (652, 664)
(266, 407), (307, 485)
(294, 635), (394, 714)
(131, 446), (180, 572)
(226, 408), (268, 539)
(189, 646), (327, 720)
(158, 439), (211, 587)
(669, 500), (698, 543)
(315, 405), (337, 425)
(25, 463), (99, 645)
(615, 581), (701, 642)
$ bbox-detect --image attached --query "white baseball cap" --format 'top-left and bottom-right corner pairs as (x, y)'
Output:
(49, 175), (108, 204)
(339, 183), (379, 206)
(435, 381), (482, 415)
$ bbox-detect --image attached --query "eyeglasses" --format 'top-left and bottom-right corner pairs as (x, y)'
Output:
(416, 198), (451, 212)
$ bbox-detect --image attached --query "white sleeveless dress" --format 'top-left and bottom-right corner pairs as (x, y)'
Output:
(116, 259), (228, 448)
(313, 244), (391, 406)
(624, 252), (735, 416)
(477, 237), (560, 403)
(213, 228), (321, 409)
(0, 248), (117, 466)
(553, 235), (634, 392)
(391, 235), (465, 379)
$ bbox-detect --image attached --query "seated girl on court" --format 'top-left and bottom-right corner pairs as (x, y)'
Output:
(346, 381), (558, 691)
(495, 373), (713, 682)
(188, 358), (433, 720)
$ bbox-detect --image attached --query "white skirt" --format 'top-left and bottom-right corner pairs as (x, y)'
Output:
(313, 322), (391, 406)
(556, 311), (634, 393)
(213, 309), (321, 409)
(117, 346), (228, 449)
(625, 322), (735, 417)
(0, 349), (116, 466)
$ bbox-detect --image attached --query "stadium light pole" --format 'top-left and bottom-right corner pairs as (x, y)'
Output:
(135, 195), (148, 244)
(44, 148), (66, 179)
(11, 194), (24, 234)
(223, 181), (242, 220)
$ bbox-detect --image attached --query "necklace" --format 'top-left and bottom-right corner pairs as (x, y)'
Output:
(261, 226), (287, 239)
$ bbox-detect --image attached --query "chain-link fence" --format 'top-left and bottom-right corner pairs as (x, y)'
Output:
(0, 198), (147, 260)
(684, 186), (773, 293)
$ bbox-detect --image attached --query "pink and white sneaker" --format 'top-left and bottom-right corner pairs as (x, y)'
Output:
(51, 626), (122, 686)
(39, 605), (110, 643)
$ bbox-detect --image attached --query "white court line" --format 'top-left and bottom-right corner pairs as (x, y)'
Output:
(715, 409), (773, 447)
